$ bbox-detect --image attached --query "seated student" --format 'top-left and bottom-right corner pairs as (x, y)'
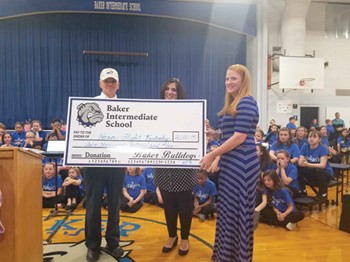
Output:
(31, 120), (47, 149)
(11, 121), (26, 147)
(45, 119), (66, 142)
(42, 162), (65, 208)
(310, 118), (319, 130)
(256, 143), (273, 172)
(20, 131), (36, 148)
(192, 170), (217, 221)
(276, 150), (300, 198)
(255, 172), (268, 230)
(120, 167), (147, 213)
(328, 145), (342, 164)
(270, 127), (300, 165)
(290, 128), (297, 140)
(1, 132), (15, 147)
(63, 167), (83, 210)
(0, 122), (6, 145)
(264, 124), (278, 146)
(294, 126), (308, 150)
(298, 130), (334, 200)
(142, 167), (163, 206)
(42, 133), (63, 166)
(337, 128), (349, 163)
(325, 119), (335, 139)
(286, 117), (297, 130)
(267, 119), (281, 133)
(255, 143), (273, 228)
(255, 129), (264, 144)
(320, 126), (329, 147)
(23, 121), (31, 132)
(259, 170), (304, 231)
(42, 132), (58, 150)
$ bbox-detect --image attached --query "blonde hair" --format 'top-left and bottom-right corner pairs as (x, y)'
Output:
(218, 64), (252, 117)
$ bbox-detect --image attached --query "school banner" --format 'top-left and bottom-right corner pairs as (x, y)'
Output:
(0, 0), (256, 35)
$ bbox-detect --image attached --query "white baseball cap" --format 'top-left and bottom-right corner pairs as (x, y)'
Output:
(100, 68), (119, 81)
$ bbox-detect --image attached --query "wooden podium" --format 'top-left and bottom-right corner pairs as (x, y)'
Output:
(0, 148), (43, 262)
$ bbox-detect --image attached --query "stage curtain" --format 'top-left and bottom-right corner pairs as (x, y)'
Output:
(0, 13), (246, 128)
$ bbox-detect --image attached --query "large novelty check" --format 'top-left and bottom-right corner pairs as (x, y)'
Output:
(64, 98), (206, 168)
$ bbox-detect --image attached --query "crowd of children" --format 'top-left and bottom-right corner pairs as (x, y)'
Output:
(2, 112), (349, 230)
(0, 119), (66, 149)
(254, 114), (349, 230)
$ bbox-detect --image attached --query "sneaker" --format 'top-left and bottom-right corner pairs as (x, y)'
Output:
(314, 194), (327, 202)
(286, 222), (297, 231)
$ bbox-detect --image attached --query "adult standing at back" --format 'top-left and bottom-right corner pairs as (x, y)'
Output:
(154, 78), (198, 256)
(201, 64), (260, 262)
(332, 112), (345, 131)
(84, 68), (125, 262)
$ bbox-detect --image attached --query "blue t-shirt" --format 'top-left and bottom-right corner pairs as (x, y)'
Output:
(321, 136), (329, 147)
(294, 138), (308, 150)
(326, 125), (334, 136)
(123, 174), (147, 200)
(269, 188), (296, 213)
(286, 123), (297, 130)
(37, 130), (47, 139)
(193, 178), (217, 204)
(277, 163), (300, 191)
(142, 168), (157, 192)
(265, 132), (277, 145)
(300, 143), (334, 176)
(60, 130), (66, 137)
(271, 142), (300, 159)
(42, 175), (63, 192)
(11, 131), (26, 146)
(337, 137), (348, 150)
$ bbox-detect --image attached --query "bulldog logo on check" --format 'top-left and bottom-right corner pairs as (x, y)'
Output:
(76, 102), (104, 127)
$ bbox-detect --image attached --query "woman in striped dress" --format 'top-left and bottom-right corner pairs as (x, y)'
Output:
(201, 64), (260, 262)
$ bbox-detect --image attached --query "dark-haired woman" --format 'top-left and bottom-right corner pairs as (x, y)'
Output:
(154, 78), (198, 256)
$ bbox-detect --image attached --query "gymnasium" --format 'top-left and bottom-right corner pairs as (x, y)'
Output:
(1, 1), (350, 261)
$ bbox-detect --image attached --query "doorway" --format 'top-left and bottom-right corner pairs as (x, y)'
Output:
(300, 106), (319, 130)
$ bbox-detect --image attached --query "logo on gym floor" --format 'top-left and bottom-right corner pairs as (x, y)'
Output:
(44, 219), (139, 261)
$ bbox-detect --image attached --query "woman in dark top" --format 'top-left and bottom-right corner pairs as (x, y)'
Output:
(154, 78), (198, 256)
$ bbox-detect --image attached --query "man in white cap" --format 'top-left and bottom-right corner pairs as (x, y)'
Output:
(84, 68), (125, 262)
(96, 68), (120, 99)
